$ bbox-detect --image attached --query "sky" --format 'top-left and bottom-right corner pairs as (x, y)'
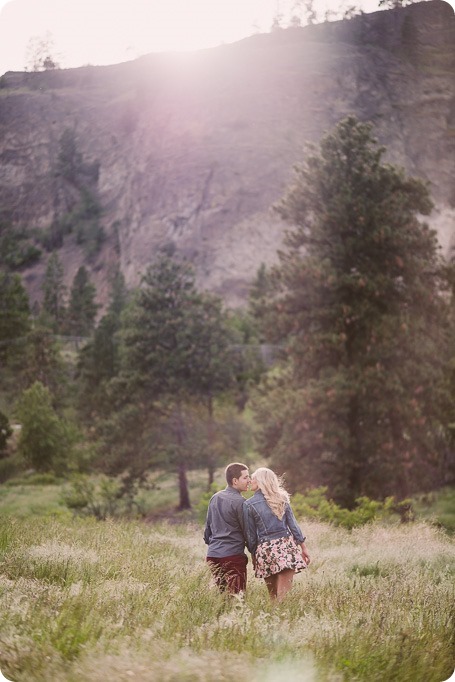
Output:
(0, 0), (453, 76)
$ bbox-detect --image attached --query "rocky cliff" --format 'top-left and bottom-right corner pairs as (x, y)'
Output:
(0, 0), (454, 309)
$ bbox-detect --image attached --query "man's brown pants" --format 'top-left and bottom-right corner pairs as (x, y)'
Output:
(206, 554), (247, 593)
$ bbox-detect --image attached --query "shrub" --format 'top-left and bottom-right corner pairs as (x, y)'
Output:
(0, 410), (12, 454)
(0, 223), (42, 270)
(196, 484), (407, 529)
(291, 487), (413, 529)
(196, 483), (222, 523)
(0, 453), (22, 483)
(61, 474), (124, 520)
(5, 471), (60, 486)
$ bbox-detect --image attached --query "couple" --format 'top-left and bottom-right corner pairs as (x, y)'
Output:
(204, 462), (310, 601)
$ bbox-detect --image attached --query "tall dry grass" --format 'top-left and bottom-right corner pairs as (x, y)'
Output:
(0, 516), (453, 681)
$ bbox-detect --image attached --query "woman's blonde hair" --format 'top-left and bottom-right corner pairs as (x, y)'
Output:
(252, 467), (289, 520)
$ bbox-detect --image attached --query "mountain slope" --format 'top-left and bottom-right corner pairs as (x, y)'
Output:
(0, 0), (454, 308)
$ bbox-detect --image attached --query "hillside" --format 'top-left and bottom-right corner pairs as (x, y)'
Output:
(0, 0), (454, 308)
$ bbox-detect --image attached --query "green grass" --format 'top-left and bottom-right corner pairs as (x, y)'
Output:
(413, 487), (455, 534)
(1, 471), (453, 532)
(0, 462), (269, 522)
(0, 516), (453, 682)
(138, 468), (226, 515)
(0, 469), (213, 521)
(0, 483), (68, 518)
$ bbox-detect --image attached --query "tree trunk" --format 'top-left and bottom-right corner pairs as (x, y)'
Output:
(207, 462), (215, 488)
(389, 411), (410, 500)
(206, 394), (216, 490)
(175, 403), (191, 510)
(177, 460), (191, 510)
(346, 394), (362, 508)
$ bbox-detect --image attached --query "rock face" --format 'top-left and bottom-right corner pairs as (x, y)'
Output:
(0, 0), (454, 308)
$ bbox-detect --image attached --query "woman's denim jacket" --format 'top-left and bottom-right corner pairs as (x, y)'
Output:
(243, 490), (306, 555)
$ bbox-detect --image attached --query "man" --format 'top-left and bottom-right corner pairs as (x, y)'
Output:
(204, 462), (250, 594)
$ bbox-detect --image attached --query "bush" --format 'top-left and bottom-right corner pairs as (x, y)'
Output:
(291, 487), (413, 529)
(0, 410), (13, 454)
(5, 471), (60, 486)
(196, 483), (222, 523)
(196, 484), (411, 529)
(0, 223), (42, 270)
(0, 454), (23, 483)
(60, 474), (124, 520)
(40, 190), (104, 255)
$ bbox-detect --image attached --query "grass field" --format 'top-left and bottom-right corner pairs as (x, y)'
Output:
(0, 508), (454, 681)
(413, 488), (455, 535)
(0, 468), (224, 521)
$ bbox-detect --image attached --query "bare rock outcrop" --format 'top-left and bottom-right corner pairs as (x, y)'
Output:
(0, 0), (454, 308)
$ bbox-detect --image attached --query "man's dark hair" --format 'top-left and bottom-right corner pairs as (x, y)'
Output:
(225, 462), (248, 486)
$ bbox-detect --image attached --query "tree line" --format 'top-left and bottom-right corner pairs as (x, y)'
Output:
(1, 116), (454, 511)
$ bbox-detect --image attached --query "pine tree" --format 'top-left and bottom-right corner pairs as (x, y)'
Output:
(16, 381), (75, 473)
(22, 327), (69, 403)
(67, 266), (98, 336)
(0, 269), (30, 362)
(113, 255), (235, 509)
(41, 252), (66, 332)
(76, 269), (128, 419)
(57, 129), (83, 184)
(106, 268), (128, 318)
(254, 117), (452, 504)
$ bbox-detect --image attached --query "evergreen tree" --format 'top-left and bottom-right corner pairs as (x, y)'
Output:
(249, 263), (272, 337)
(254, 117), (452, 504)
(57, 129), (100, 188)
(226, 307), (267, 412)
(76, 269), (128, 420)
(57, 128), (83, 185)
(41, 252), (66, 332)
(0, 270), (30, 362)
(67, 266), (98, 336)
(107, 268), (128, 318)
(121, 256), (205, 398)
(21, 327), (69, 403)
(181, 292), (236, 486)
(112, 255), (235, 508)
(16, 381), (76, 473)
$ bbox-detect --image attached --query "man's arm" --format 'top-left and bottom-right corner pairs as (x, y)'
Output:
(203, 501), (212, 545)
(236, 498), (247, 536)
(242, 503), (257, 555)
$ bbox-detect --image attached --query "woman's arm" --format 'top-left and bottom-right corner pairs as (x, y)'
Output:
(299, 541), (310, 565)
(286, 504), (310, 563)
(285, 504), (306, 544)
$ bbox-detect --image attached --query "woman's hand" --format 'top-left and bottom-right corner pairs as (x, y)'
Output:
(301, 543), (310, 565)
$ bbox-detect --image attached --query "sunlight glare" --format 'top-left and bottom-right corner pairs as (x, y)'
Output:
(0, 0), (276, 73)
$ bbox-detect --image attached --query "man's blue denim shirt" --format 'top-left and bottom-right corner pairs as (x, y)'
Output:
(204, 486), (247, 558)
(243, 489), (305, 555)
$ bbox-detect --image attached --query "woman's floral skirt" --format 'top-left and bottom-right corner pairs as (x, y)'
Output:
(254, 535), (307, 579)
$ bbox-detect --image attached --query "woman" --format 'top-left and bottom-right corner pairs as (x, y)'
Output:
(243, 467), (310, 601)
